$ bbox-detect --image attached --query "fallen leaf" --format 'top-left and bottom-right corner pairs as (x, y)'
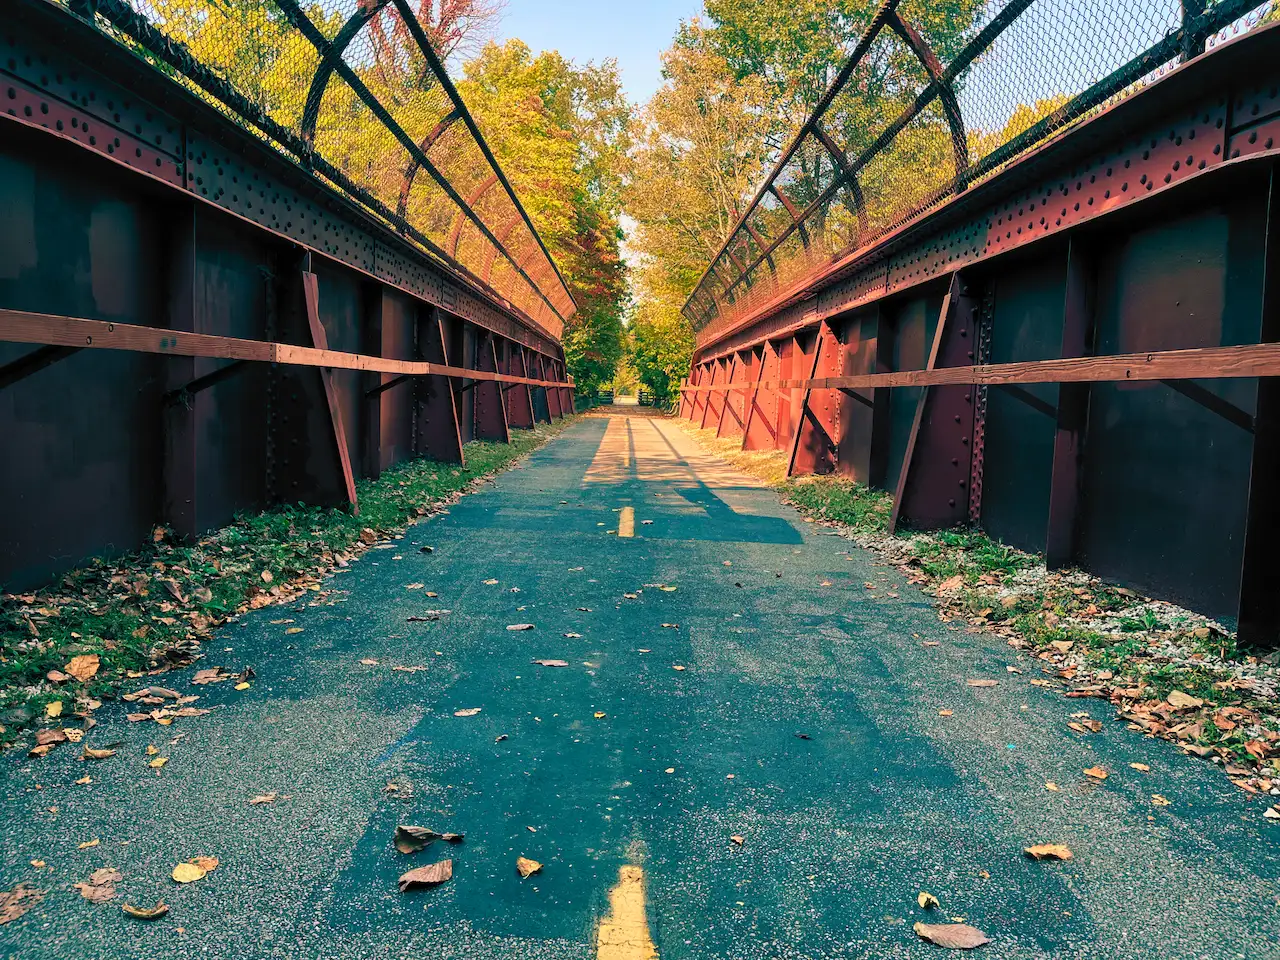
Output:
(495, 734), (508, 742)
(1129, 763), (1150, 773)
(0, 884), (43, 925)
(1151, 794), (1171, 807)
(938, 709), (953, 717)
(453, 708), (482, 717)
(249, 794), (277, 805)
(594, 712), (607, 719)
(405, 583), (424, 590)
(285, 627), (304, 635)
(730, 835), (745, 846)
(1264, 806), (1280, 820)
(936, 575), (964, 594)
(122, 901), (169, 920)
(1029, 678), (1051, 687)
(1167, 690), (1204, 710)
(966, 679), (998, 688)
(914, 922), (990, 949)
(1045, 782), (1060, 792)
(149, 757), (168, 769)
(78, 839), (100, 850)
(398, 860), (453, 891)
(45, 701), (63, 718)
(1024, 844), (1073, 861)
(234, 682), (251, 691)
(672, 665), (686, 672)
(507, 624), (535, 632)
(1083, 766), (1108, 781)
(515, 856), (543, 878)
(484, 579), (500, 585)
(918, 891), (940, 909)
(29, 861), (45, 869)
(360, 659), (379, 666)
(189, 857), (218, 873)
(563, 633), (583, 639)
(65, 655), (101, 683)
(532, 659), (569, 668)
(393, 826), (460, 854)
(171, 863), (206, 883)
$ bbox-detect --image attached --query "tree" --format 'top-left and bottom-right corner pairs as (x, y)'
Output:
(460, 41), (632, 394)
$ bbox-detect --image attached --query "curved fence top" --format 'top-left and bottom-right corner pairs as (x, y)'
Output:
(76, 0), (576, 340)
(684, 0), (1275, 346)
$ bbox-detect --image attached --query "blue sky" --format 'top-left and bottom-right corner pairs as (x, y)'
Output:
(493, 0), (704, 104)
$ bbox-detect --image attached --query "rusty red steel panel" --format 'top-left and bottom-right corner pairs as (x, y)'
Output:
(775, 338), (798, 452)
(889, 274), (980, 534)
(787, 323), (842, 477)
(742, 342), (780, 452)
(472, 332), (510, 442)
(413, 306), (465, 465)
(716, 353), (747, 439)
(503, 342), (536, 429)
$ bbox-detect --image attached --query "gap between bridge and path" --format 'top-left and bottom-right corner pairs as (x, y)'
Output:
(0, 408), (1275, 959)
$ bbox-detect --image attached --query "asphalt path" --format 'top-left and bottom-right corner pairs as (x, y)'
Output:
(1, 409), (1277, 959)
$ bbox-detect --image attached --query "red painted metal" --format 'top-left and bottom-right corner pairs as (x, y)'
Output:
(472, 332), (511, 442)
(787, 323), (842, 477)
(889, 274), (979, 534)
(742, 342), (780, 452)
(504, 343), (536, 429)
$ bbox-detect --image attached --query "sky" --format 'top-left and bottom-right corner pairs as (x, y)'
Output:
(493, 0), (704, 105)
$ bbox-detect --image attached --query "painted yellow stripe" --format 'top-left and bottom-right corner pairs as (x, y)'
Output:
(618, 506), (635, 538)
(596, 865), (657, 959)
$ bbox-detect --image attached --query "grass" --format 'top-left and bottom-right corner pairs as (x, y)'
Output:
(0, 418), (577, 745)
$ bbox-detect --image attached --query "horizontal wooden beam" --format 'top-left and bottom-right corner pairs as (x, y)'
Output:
(680, 342), (1280, 392)
(0, 309), (573, 390)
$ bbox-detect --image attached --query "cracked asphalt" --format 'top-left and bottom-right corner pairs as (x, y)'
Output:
(1, 408), (1277, 959)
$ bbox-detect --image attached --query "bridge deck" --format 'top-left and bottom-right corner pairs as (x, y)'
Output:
(1, 409), (1273, 959)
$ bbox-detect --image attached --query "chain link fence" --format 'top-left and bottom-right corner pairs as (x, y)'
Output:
(685, 0), (1276, 345)
(66, 0), (575, 340)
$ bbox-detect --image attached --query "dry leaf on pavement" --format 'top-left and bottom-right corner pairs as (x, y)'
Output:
(730, 835), (745, 846)
(453, 708), (482, 717)
(171, 863), (206, 883)
(74, 868), (122, 903)
(398, 860), (453, 891)
(122, 901), (168, 920)
(1129, 763), (1150, 772)
(913, 922), (990, 949)
(1152, 795), (1171, 806)
(78, 839), (100, 850)
(516, 856), (543, 878)
(1024, 844), (1073, 861)
(1083, 766), (1108, 781)
(249, 794), (277, 805)
(395, 826), (446, 854)
(65, 655), (101, 683)
(507, 624), (535, 631)
(918, 892), (940, 909)
(0, 884), (44, 925)
(966, 679), (998, 688)
(532, 659), (569, 668)
(45, 701), (62, 718)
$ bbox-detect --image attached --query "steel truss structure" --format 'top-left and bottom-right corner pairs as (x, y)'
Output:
(681, 15), (1280, 646)
(0, 0), (574, 591)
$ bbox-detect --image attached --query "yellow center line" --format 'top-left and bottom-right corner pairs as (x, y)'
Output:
(618, 506), (635, 538)
(596, 865), (658, 959)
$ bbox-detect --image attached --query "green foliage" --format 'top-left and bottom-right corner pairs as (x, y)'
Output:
(461, 41), (631, 393)
(629, 299), (695, 406)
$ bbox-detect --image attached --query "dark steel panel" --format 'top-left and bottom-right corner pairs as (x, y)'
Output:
(378, 290), (416, 470)
(884, 294), (940, 493)
(834, 310), (878, 483)
(1079, 203), (1263, 619)
(190, 208), (271, 529)
(0, 143), (165, 589)
(979, 254), (1066, 553)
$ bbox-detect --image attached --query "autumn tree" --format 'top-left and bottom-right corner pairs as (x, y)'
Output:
(461, 40), (632, 394)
